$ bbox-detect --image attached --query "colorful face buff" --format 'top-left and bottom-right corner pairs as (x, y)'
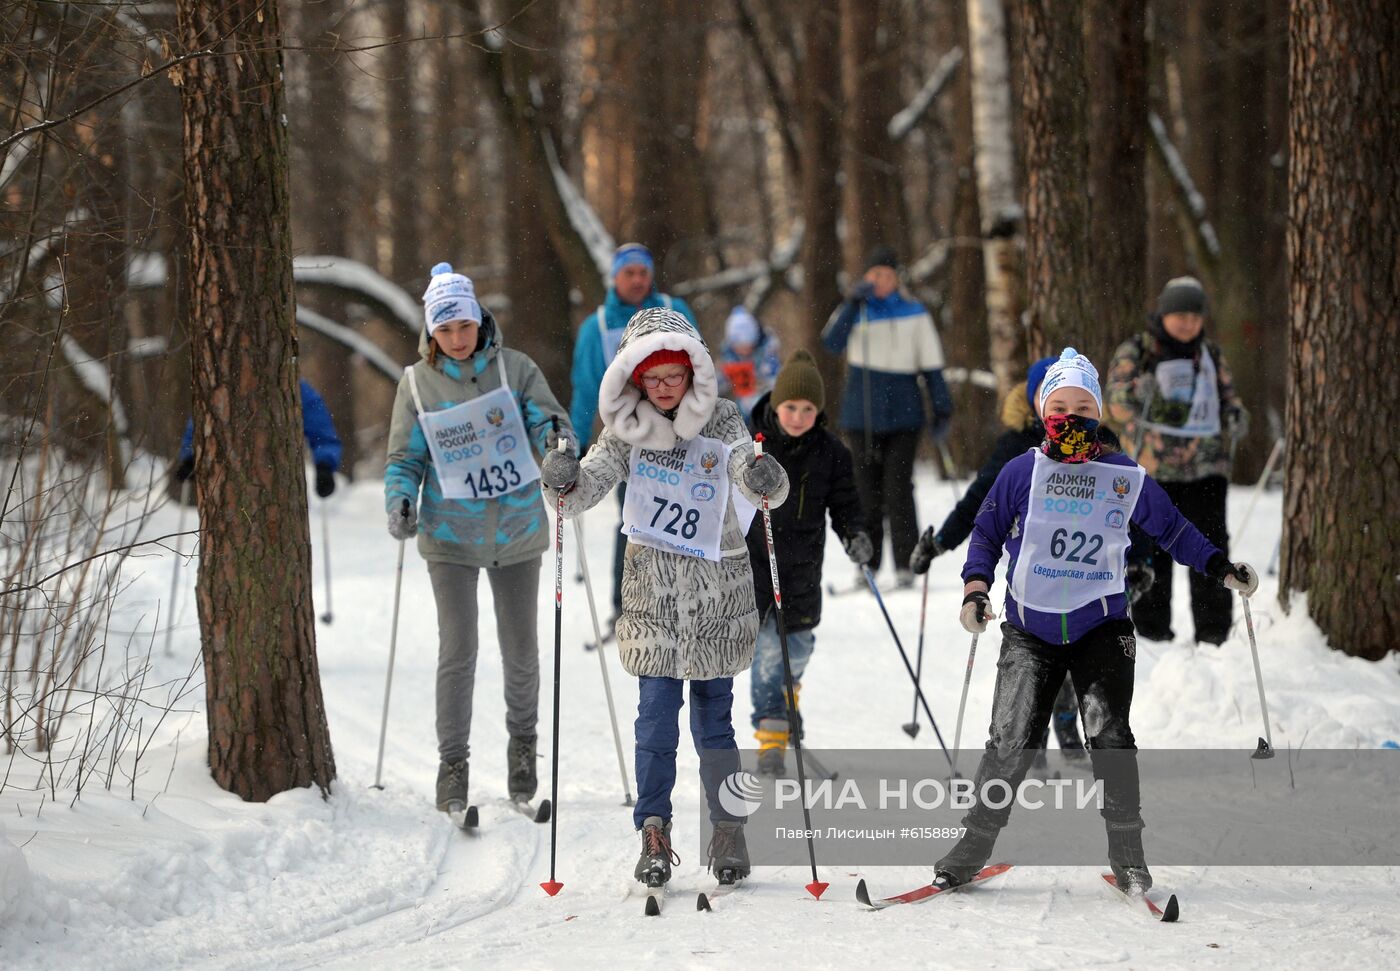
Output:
(1042, 413), (1102, 463)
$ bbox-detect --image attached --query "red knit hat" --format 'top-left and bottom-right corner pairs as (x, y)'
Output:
(632, 349), (693, 387)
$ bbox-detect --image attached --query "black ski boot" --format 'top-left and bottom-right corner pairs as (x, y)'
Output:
(932, 822), (999, 887)
(1107, 818), (1153, 894)
(707, 821), (751, 884)
(634, 816), (680, 888)
(507, 734), (538, 802)
(435, 759), (469, 812)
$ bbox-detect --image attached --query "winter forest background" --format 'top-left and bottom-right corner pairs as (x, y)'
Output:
(2, 0), (1396, 843)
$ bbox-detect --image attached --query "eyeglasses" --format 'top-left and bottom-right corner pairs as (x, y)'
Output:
(640, 372), (688, 390)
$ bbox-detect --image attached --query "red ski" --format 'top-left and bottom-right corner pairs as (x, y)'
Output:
(1101, 873), (1180, 922)
(855, 863), (1013, 909)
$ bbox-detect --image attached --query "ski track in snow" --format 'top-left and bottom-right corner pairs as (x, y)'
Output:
(2, 469), (1398, 969)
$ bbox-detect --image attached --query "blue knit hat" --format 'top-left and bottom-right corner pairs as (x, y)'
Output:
(1025, 356), (1056, 411)
(611, 243), (654, 278)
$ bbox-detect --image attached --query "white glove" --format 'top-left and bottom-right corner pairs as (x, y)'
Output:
(1222, 562), (1259, 598)
(388, 502), (417, 541)
(959, 592), (996, 634)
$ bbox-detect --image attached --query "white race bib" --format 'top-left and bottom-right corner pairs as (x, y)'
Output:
(1010, 451), (1144, 614)
(596, 308), (624, 366)
(622, 435), (733, 561)
(407, 358), (541, 501)
(1143, 346), (1221, 438)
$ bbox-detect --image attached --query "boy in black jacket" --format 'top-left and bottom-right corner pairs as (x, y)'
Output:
(745, 351), (872, 775)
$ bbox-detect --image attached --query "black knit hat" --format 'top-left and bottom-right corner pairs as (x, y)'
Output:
(772, 349), (825, 412)
(865, 245), (900, 272)
(1156, 276), (1208, 316)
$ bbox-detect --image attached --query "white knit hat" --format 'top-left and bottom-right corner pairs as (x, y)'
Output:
(724, 306), (761, 347)
(1038, 347), (1103, 414)
(422, 262), (481, 334)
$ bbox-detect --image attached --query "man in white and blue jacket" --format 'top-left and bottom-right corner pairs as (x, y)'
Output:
(934, 348), (1258, 897)
(821, 245), (952, 582)
(568, 243), (697, 622)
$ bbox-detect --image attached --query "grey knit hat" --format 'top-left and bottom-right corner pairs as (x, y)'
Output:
(1156, 276), (1207, 316)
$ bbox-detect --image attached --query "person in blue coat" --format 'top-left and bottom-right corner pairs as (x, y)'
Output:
(568, 242), (697, 625)
(821, 245), (952, 585)
(931, 348), (1258, 897)
(174, 379), (343, 498)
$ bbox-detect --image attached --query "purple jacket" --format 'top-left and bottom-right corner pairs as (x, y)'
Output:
(962, 449), (1221, 645)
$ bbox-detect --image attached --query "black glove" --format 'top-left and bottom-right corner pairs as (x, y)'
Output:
(1125, 560), (1155, 603)
(910, 526), (946, 575)
(842, 531), (874, 566)
(315, 464), (336, 498)
(846, 280), (876, 303)
(173, 455), (195, 483)
(959, 591), (994, 634)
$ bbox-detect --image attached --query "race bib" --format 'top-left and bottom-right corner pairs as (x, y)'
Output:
(622, 435), (733, 561)
(407, 360), (541, 501)
(1144, 347), (1221, 438)
(722, 360), (758, 398)
(1010, 451), (1144, 614)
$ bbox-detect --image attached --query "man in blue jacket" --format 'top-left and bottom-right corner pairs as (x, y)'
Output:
(174, 379), (343, 500)
(821, 245), (952, 586)
(568, 242), (697, 624)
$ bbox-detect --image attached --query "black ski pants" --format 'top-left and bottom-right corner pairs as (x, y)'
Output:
(1135, 475), (1231, 644)
(848, 428), (920, 573)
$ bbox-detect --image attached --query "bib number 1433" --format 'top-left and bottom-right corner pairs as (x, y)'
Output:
(463, 460), (522, 499)
(650, 496), (700, 539)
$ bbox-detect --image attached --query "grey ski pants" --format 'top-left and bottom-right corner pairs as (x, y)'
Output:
(427, 558), (541, 764)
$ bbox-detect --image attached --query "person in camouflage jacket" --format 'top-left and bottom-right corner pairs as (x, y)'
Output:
(1105, 277), (1248, 645)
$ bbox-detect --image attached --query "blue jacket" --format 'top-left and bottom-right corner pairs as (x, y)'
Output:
(569, 287), (696, 448)
(180, 379), (341, 471)
(962, 449), (1221, 645)
(718, 330), (783, 421)
(821, 291), (952, 435)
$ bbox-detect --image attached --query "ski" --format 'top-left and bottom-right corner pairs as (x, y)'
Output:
(826, 579), (897, 598)
(800, 750), (838, 782)
(509, 797), (552, 823)
(696, 871), (749, 911)
(446, 801), (479, 832)
(856, 863), (1013, 910)
(1101, 873), (1179, 922)
(642, 881), (666, 916)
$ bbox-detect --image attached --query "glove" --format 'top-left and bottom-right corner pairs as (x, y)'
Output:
(959, 591), (996, 634)
(387, 503), (417, 541)
(314, 464), (336, 498)
(742, 453), (785, 497)
(1125, 560), (1155, 602)
(909, 526), (946, 575)
(173, 455), (195, 483)
(842, 531), (874, 566)
(540, 444), (580, 491)
(846, 280), (876, 303)
(1207, 553), (1259, 598)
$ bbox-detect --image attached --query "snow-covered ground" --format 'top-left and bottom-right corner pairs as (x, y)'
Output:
(3, 468), (1398, 969)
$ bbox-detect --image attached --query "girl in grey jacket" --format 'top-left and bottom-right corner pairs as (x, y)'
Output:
(384, 263), (572, 817)
(541, 307), (789, 889)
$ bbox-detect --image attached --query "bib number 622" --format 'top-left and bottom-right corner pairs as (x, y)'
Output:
(1050, 527), (1102, 565)
(650, 496), (700, 539)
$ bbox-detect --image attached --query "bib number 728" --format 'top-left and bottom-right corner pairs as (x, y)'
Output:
(1050, 527), (1102, 565)
(650, 496), (701, 539)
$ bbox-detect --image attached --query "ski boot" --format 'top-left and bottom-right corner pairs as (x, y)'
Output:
(634, 816), (680, 888)
(895, 568), (916, 590)
(507, 734), (538, 802)
(707, 821), (751, 885)
(1107, 818), (1153, 893)
(435, 758), (469, 812)
(754, 718), (788, 776)
(932, 822), (999, 888)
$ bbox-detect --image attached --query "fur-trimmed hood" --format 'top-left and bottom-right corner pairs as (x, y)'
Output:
(598, 307), (717, 449)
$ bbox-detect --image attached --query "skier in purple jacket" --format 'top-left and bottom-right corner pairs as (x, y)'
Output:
(933, 348), (1258, 896)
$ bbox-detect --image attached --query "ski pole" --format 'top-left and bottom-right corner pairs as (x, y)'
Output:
(754, 434), (828, 900)
(902, 570), (930, 738)
(574, 514), (635, 806)
(541, 423), (568, 897)
(319, 498), (334, 625)
(936, 440), (960, 503)
(373, 498), (411, 790)
(1233, 437), (1283, 538)
(951, 632), (980, 779)
(163, 480), (190, 657)
(1240, 592), (1274, 760)
(862, 565), (953, 771)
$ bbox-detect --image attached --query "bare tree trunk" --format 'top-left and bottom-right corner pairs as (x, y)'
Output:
(1018, 0), (1096, 364)
(1084, 0), (1147, 343)
(176, 0), (336, 799)
(799, 4), (845, 389)
(1282, 0), (1399, 660)
(966, 0), (1025, 396)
